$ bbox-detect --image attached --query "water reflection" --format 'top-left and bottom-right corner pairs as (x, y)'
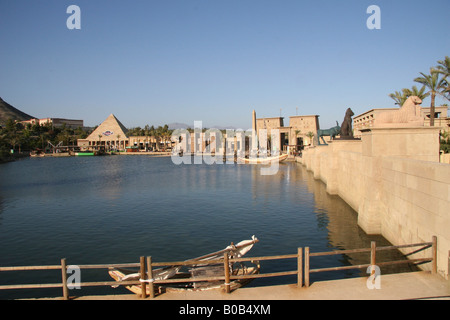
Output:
(0, 196), (3, 226)
(294, 163), (418, 276)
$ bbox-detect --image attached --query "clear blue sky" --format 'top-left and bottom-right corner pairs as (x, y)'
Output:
(1, 0), (449, 129)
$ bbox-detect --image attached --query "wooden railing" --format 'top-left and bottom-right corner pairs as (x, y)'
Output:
(304, 236), (437, 287)
(0, 237), (437, 300)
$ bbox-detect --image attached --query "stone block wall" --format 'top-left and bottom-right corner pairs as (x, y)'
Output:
(297, 127), (449, 279)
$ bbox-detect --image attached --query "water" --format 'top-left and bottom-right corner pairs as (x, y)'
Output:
(0, 156), (416, 299)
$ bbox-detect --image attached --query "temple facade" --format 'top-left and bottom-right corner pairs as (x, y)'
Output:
(255, 112), (320, 154)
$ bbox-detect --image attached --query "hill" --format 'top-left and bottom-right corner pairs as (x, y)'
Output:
(0, 97), (35, 125)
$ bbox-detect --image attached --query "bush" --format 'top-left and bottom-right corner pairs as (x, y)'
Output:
(441, 138), (450, 153)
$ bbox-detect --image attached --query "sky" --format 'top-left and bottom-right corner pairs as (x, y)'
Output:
(1, 0), (449, 129)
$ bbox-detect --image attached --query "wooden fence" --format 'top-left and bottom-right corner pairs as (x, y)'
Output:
(0, 236), (438, 300)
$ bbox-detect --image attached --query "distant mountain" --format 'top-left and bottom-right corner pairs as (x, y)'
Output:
(0, 97), (35, 125)
(168, 122), (191, 130)
(211, 125), (239, 130)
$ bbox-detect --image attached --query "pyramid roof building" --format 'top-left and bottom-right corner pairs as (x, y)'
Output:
(87, 114), (129, 141)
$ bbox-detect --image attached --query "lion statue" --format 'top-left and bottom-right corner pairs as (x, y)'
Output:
(340, 108), (354, 137)
(374, 96), (424, 127)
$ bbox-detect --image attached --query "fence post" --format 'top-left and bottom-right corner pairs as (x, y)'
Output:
(140, 256), (147, 299)
(447, 250), (449, 280)
(431, 236), (437, 275)
(297, 248), (303, 288)
(305, 247), (310, 288)
(224, 253), (231, 294)
(146, 256), (155, 299)
(370, 241), (376, 266)
(61, 258), (69, 300)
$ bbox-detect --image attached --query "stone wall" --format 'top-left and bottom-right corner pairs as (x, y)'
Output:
(297, 127), (449, 279)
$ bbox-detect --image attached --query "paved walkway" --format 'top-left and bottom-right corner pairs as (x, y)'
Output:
(67, 272), (449, 300)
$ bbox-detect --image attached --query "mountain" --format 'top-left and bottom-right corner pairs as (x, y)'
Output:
(168, 122), (191, 130)
(0, 97), (35, 125)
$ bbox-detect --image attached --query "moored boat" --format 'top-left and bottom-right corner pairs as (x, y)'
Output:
(238, 153), (288, 164)
(30, 149), (45, 157)
(74, 151), (95, 156)
(108, 236), (259, 294)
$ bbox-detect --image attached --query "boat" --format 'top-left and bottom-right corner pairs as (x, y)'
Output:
(30, 149), (45, 157)
(160, 260), (260, 293)
(74, 151), (95, 156)
(108, 236), (259, 294)
(238, 153), (288, 164)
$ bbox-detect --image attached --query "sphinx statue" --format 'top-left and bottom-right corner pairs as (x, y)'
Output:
(374, 96), (424, 127)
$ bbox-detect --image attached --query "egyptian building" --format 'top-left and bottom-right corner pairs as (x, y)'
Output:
(77, 114), (129, 150)
(353, 106), (449, 138)
(255, 112), (320, 152)
(21, 117), (84, 129)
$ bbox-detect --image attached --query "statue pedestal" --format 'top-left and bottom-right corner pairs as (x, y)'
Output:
(361, 126), (441, 162)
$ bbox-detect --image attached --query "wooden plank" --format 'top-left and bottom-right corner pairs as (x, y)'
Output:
(147, 257), (155, 299)
(310, 264), (372, 273)
(309, 248), (371, 257)
(231, 270), (297, 280)
(305, 247), (310, 288)
(375, 242), (433, 251)
(67, 280), (140, 287)
(152, 259), (224, 267)
(431, 236), (437, 275)
(61, 259), (69, 300)
(0, 265), (61, 271)
(297, 248), (303, 288)
(77, 263), (140, 269)
(232, 254), (298, 262)
(154, 276), (225, 284)
(0, 283), (64, 290)
(139, 257), (146, 299)
(224, 253), (231, 294)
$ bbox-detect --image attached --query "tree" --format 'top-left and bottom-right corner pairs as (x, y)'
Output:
(306, 131), (315, 146)
(405, 85), (430, 101)
(435, 56), (450, 100)
(389, 86), (429, 107)
(389, 90), (408, 106)
(414, 69), (447, 126)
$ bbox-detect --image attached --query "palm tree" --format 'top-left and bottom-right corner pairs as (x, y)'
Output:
(406, 85), (430, 101)
(436, 56), (450, 78)
(414, 69), (447, 126)
(306, 131), (315, 146)
(155, 126), (163, 151)
(435, 56), (450, 100)
(389, 90), (408, 106)
(389, 86), (429, 107)
(116, 134), (121, 150)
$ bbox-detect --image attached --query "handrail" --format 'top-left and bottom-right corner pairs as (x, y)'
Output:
(304, 236), (437, 287)
(0, 236), (437, 299)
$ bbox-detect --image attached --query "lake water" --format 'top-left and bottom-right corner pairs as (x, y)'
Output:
(0, 155), (416, 299)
